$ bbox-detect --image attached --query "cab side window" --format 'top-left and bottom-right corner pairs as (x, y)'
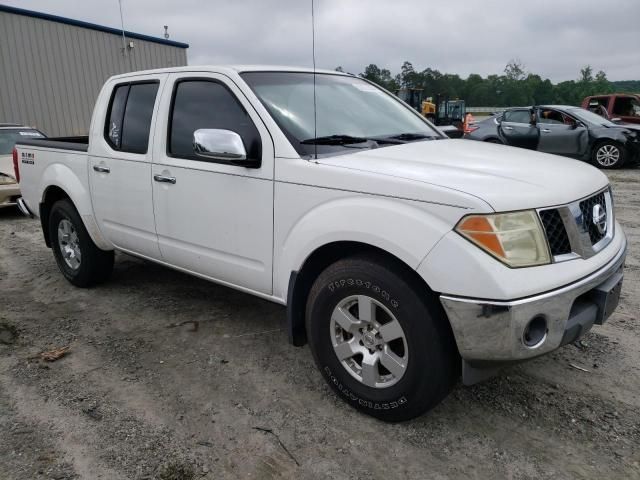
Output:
(105, 81), (159, 154)
(503, 110), (531, 124)
(168, 79), (261, 161)
(538, 109), (565, 124)
(613, 97), (640, 117)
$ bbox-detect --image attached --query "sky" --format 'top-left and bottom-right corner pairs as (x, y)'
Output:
(3, 0), (639, 82)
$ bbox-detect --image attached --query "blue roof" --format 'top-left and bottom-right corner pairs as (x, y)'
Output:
(0, 4), (189, 49)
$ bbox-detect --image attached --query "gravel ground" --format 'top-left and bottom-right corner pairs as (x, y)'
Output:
(1, 169), (639, 480)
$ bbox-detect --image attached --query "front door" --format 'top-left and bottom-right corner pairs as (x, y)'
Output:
(89, 77), (165, 259)
(536, 108), (589, 158)
(151, 74), (274, 294)
(498, 109), (539, 150)
(612, 96), (640, 124)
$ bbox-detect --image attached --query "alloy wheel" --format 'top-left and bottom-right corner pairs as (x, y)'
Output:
(57, 219), (81, 270)
(596, 144), (620, 167)
(330, 295), (408, 388)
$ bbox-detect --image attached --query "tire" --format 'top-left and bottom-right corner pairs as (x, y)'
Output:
(48, 199), (114, 287)
(305, 254), (458, 422)
(591, 141), (626, 169)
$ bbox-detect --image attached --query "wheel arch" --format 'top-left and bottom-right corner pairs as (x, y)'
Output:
(39, 183), (111, 250)
(40, 185), (70, 247)
(286, 240), (451, 348)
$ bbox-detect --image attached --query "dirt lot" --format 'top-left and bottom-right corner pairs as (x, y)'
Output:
(1, 169), (639, 480)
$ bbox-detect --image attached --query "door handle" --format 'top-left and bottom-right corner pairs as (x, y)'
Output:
(153, 174), (176, 184)
(541, 129), (551, 133)
(93, 165), (110, 173)
(503, 126), (514, 131)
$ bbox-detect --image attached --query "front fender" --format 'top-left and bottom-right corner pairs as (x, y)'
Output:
(40, 162), (111, 250)
(274, 194), (462, 300)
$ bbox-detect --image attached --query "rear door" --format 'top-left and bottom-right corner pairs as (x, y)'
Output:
(151, 73), (274, 294)
(536, 108), (589, 158)
(498, 109), (539, 150)
(89, 75), (165, 259)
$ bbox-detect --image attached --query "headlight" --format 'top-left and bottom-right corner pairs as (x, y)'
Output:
(455, 210), (551, 268)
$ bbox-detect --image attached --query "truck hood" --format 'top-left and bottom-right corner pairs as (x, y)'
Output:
(316, 140), (609, 211)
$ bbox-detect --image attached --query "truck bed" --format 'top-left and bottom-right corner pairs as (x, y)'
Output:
(16, 136), (88, 152)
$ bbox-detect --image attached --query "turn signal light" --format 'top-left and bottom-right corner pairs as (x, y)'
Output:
(457, 216), (506, 257)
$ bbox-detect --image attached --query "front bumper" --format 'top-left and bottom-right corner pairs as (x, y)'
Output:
(440, 234), (627, 370)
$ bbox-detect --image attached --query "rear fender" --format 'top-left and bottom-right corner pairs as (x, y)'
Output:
(40, 163), (112, 250)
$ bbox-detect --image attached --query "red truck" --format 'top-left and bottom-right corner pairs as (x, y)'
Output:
(582, 94), (640, 124)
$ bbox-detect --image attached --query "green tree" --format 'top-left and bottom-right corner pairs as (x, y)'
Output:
(579, 65), (594, 83)
(400, 61), (418, 88)
(360, 64), (399, 91)
(504, 59), (526, 81)
(360, 61), (621, 107)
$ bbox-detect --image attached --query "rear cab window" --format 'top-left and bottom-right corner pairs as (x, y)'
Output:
(586, 97), (610, 118)
(105, 81), (159, 154)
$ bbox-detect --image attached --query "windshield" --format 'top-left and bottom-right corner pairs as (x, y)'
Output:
(568, 108), (617, 127)
(0, 128), (45, 155)
(241, 72), (442, 157)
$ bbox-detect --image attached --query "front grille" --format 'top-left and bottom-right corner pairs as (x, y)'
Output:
(579, 192), (607, 244)
(539, 209), (571, 256)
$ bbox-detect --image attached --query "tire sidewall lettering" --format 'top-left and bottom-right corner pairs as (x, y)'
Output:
(324, 366), (408, 410)
(326, 278), (399, 309)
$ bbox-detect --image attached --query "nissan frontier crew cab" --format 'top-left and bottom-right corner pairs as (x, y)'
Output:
(14, 66), (627, 421)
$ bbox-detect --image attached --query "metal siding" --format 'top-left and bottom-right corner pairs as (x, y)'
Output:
(0, 10), (187, 136)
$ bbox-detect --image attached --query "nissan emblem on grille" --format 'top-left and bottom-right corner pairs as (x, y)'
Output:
(592, 204), (607, 235)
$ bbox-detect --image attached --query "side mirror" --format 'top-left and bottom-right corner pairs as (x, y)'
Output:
(610, 117), (622, 123)
(193, 129), (248, 163)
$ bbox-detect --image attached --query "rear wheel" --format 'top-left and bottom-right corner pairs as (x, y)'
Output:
(592, 141), (626, 169)
(305, 254), (458, 421)
(49, 199), (114, 287)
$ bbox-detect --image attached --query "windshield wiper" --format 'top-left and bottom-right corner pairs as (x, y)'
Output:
(386, 133), (438, 141)
(300, 134), (370, 145)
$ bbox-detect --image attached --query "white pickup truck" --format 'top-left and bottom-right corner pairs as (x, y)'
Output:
(15, 66), (627, 421)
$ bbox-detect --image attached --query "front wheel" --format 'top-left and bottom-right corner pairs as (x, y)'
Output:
(305, 255), (458, 421)
(592, 142), (626, 169)
(49, 199), (114, 287)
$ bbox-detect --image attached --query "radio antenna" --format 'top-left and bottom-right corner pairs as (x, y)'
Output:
(311, 0), (318, 160)
(117, 0), (127, 58)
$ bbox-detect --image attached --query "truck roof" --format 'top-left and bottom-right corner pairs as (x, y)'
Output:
(108, 65), (354, 81)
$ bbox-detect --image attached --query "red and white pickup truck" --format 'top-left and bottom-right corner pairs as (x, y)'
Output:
(14, 66), (627, 421)
(582, 93), (640, 125)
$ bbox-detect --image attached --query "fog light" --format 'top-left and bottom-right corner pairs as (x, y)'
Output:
(523, 316), (547, 347)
